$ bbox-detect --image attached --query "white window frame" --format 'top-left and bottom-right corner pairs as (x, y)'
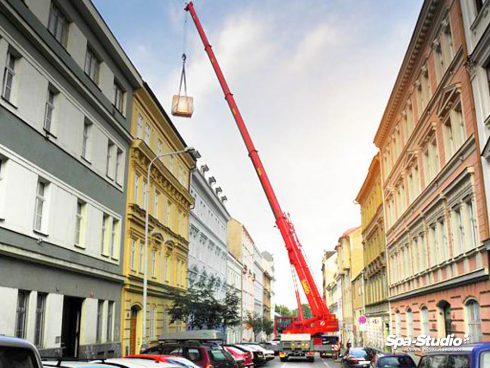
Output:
(84, 47), (100, 83)
(48, 2), (68, 46)
(81, 120), (92, 161)
(2, 50), (16, 102)
(113, 80), (125, 114)
(33, 180), (47, 233)
(44, 88), (56, 134)
(74, 199), (86, 248)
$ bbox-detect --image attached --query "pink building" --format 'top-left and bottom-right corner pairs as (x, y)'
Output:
(374, 0), (490, 345)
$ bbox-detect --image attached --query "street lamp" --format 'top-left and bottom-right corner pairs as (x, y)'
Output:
(141, 146), (199, 351)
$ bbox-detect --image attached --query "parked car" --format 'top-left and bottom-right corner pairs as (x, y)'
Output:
(341, 347), (375, 368)
(91, 358), (179, 367)
(0, 336), (43, 368)
(239, 344), (274, 361)
(43, 362), (114, 368)
(231, 345), (266, 367)
(372, 354), (416, 368)
(417, 343), (490, 368)
(126, 354), (200, 368)
(142, 342), (236, 368)
(261, 342), (279, 356)
(223, 346), (252, 368)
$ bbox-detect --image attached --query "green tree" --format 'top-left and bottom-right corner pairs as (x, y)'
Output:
(263, 318), (274, 336)
(245, 312), (264, 335)
(275, 304), (292, 317)
(168, 270), (241, 330)
(292, 304), (312, 319)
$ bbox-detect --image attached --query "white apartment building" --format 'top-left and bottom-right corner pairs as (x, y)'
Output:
(0, 0), (141, 358)
(188, 165), (230, 300)
(226, 251), (243, 343)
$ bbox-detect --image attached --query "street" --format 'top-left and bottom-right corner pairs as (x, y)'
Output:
(267, 356), (341, 368)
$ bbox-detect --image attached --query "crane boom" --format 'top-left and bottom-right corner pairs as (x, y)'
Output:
(185, 1), (338, 335)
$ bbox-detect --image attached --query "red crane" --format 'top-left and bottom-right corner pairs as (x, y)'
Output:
(185, 2), (338, 336)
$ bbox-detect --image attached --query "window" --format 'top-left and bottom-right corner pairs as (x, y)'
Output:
(106, 140), (114, 177)
(139, 242), (144, 273)
(106, 301), (114, 341)
(433, 18), (454, 83)
(154, 190), (159, 218)
(101, 213), (110, 256)
(130, 238), (136, 270)
(34, 293), (47, 347)
(157, 139), (163, 156)
(395, 311), (401, 337)
(475, 0), (484, 14)
(151, 250), (156, 278)
(44, 89), (56, 133)
(137, 114), (143, 139)
(2, 50), (16, 102)
(134, 174), (140, 204)
(33, 180), (47, 232)
(144, 124), (151, 145)
(150, 308), (155, 338)
(142, 180), (148, 210)
(166, 201), (172, 227)
(115, 148), (123, 184)
(110, 219), (119, 258)
(423, 135), (439, 185)
(74, 200), (86, 247)
(96, 300), (104, 343)
(15, 290), (29, 339)
(466, 299), (481, 342)
(163, 253), (169, 282)
(465, 198), (478, 250)
(421, 306), (429, 336)
(451, 206), (465, 256)
(81, 120), (92, 160)
(406, 309), (414, 338)
(113, 81), (124, 113)
(48, 3), (68, 45)
(443, 103), (465, 159)
(84, 48), (100, 83)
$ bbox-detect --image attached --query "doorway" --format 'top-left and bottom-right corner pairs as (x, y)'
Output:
(61, 296), (83, 358)
(129, 306), (139, 355)
(437, 300), (452, 337)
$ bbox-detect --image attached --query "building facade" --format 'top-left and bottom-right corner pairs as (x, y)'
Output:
(374, 0), (490, 345)
(460, 0), (490, 229)
(322, 251), (338, 315)
(188, 165), (230, 300)
(0, 0), (140, 358)
(355, 154), (389, 350)
(228, 218), (256, 342)
(226, 251), (243, 343)
(335, 227), (362, 346)
(122, 84), (195, 355)
(262, 251), (275, 323)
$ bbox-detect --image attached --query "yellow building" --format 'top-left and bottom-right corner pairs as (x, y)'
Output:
(355, 154), (388, 350)
(121, 83), (195, 355)
(335, 226), (362, 346)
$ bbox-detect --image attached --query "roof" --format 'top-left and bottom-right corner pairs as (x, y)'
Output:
(339, 226), (361, 240)
(355, 153), (380, 203)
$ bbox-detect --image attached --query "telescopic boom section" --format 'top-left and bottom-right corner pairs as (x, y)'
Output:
(184, 2), (338, 334)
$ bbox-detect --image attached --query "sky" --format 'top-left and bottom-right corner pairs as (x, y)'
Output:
(93, 0), (423, 309)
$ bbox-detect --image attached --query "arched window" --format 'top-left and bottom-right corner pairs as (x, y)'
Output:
(406, 308), (414, 338)
(465, 299), (481, 342)
(420, 306), (429, 336)
(395, 310), (401, 337)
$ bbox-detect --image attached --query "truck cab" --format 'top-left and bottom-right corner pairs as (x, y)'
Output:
(279, 333), (315, 362)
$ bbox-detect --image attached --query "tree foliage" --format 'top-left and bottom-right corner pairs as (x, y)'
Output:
(293, 304), (312, 319)
(263, 318), (274, 336)
(275, 304), (292, 317)
(168, 269), (241, 330)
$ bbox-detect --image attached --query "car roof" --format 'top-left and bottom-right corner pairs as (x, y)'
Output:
(93, 358), (180, 367)
(0, 336), (38, 350)
(422, 343), (490, 356)
(43, 362), (113, 367)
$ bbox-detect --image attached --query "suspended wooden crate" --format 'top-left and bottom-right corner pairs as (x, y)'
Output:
(171, 95), (194, 118)
(171, 53), (194, 118)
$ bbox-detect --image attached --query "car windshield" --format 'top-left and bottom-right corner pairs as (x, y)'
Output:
(378, 356), (415, 367)
(349, 349), (368, 359)
(0, 347), (37, 368)
(323, 336), (339, 344)
(209, 349), (229, 362)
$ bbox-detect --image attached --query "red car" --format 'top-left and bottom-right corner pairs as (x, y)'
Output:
(127, 354), (200, 368)
(224, 346), (254, 367)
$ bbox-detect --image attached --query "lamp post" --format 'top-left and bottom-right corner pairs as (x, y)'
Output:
(141, 146), (197, 351)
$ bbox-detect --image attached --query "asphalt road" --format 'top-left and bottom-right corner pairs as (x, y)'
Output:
(266, 355), (341, 368)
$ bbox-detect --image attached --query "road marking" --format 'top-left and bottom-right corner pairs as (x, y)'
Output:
(321, 357), (334, 368)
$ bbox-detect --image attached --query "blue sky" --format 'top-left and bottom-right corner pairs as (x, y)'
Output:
(94, 0), (423, 308)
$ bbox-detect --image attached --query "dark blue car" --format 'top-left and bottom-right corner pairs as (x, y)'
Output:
(373, 353), (416, 368)
(417, 343), (490, 368)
